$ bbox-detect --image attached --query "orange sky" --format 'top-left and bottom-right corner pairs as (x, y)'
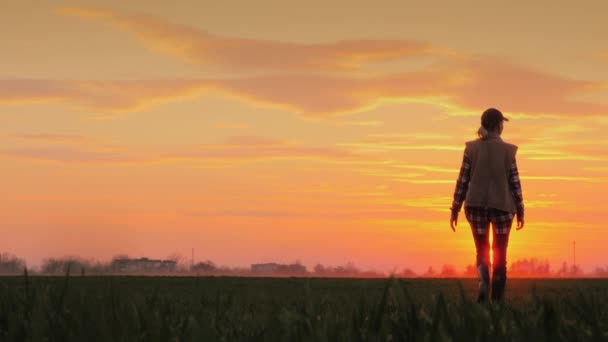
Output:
(2, 0), (608, 273)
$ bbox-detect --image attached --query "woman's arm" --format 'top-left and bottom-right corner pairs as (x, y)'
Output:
(508, 158), (525, 227)
(451, 150), (471, 223)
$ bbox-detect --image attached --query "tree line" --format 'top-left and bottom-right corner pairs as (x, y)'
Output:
(0, 253), (600, 277)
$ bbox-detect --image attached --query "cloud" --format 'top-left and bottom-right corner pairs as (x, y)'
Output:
(0, 134), (366, 164)
(10, 133), (93, 144)
(0, 70), (450, 116)
(168, 135), (364, 161)
(331, 120), (384, 127)
(593, 52), (608, 60)
(229, 57), (608, 116)
(0, 146), (145, 163)
(186, 208), (426, 220)
(521, 175), (608, 182)
(1, 61), (606, 118)
(51, 7), (608, 117)
(56, 7), (438, 72)
(442, 57), (608, 116)
(339, 142), (463, 152)
(213, 121), (250, 129)
(393, 164), (458, 173)
(0, 79), (206, 113)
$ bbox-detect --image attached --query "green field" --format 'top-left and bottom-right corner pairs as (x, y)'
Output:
(0, 274), (607, 341)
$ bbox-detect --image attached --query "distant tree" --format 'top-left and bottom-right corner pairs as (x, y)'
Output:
(397, 268), (417, 278)
(569, 264), (583, 277)
(313, 263), (326, 274)
(422, 266), (436, 278)
(343, 262), (359, 274)
(439, 264), (457, 277)
(557, 262), (569, 277)
(191, 260), (217, 273)
(510, 258), (551, 277)
(167, 253), (189, 272)
(166, 253), (183, 263)
(594, 266), (608, 277)
(463, 264), (477, 278)
(0, 253), (26, 274)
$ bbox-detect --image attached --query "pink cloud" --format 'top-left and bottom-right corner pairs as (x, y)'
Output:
(2, 59), (606, 117)
(0, 146), (144, 163)
(40, 7), (607, 117)
(10, 133), (93, 144)
(0, 79), (206, 113)
(56, 7), (437, 72)
(443, 57), (608, 116)
(0, 135), (365, 163)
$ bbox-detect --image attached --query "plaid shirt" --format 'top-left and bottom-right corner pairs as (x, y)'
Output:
(451, 151), (524, 221)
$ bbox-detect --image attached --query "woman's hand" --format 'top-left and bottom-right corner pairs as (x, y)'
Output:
(450, 215), (458, 232)
(516, 218), (524, 230)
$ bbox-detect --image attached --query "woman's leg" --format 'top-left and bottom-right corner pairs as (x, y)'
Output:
(473, 232), (491, 302)
(491, 232), (510, 302)
(490, 209), (514, 303)
(465, 206), (491, 303)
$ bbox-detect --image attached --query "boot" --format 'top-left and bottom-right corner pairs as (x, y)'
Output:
(477, 264), (490, 303)
(491, 266), (507, 303)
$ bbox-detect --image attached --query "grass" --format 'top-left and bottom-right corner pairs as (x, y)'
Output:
(0, 271), (607, 341)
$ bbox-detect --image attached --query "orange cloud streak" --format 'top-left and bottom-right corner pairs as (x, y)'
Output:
(3, 56), (606, 118)
(55, 7), (438, 72)
(0, 135), (367, 164)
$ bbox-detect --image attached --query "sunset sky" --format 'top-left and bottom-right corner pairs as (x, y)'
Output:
(2, 0), (608, 273)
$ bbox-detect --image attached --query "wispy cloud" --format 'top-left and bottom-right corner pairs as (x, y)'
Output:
(213, 121), (250, 130)
(0, 7), (604, 119)
(171, 135), (365, 161)
(330, 120), (384, 127)
(392, 164), (458, 173)
(0, 146), (144, 163)
(0, 79), (206, 113)
(339, 142), (463, 152)
(442, 57), (608, 117)
(4, 60), (605, 118)
(45, 7), (608, 118)
(583, 166), (608, 172)
(56, 7), (438, 72)
(521, 175), (608, 182)
(593, 52), (608, 60)
(187, 208), (423, 220)
(0, 134), (367, 164)
(398, 196), (451, 211)
(10, 133), (94, 144)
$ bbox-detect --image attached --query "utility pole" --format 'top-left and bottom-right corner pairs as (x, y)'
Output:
(191, 248), (194, 270)
(573, 240), (576, 268)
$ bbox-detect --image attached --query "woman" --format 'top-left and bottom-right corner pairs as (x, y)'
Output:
(450, 108), (525, 303)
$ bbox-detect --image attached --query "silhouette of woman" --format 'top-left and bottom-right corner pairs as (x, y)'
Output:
(450, 108), (525, 303)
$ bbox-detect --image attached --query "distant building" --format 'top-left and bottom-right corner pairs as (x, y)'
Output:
(251, 262), (280, 273)
(111, 257), (177, 272)
(251, 262), (306, 274)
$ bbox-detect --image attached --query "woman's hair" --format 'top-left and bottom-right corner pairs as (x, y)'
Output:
(477, 108), (504, 139)
(477, 126), (490, 139)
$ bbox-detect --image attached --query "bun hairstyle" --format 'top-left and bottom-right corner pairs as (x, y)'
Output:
(477, 108), (507, 139)
(477, 125), (490, 139)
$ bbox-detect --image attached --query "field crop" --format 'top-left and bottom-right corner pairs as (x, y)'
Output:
(0, 272), (607, 341)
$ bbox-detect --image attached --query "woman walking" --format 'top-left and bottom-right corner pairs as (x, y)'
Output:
(450, 108), (525, 303)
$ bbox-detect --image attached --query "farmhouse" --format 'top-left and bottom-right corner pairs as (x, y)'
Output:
(111, 257), (177, 272)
